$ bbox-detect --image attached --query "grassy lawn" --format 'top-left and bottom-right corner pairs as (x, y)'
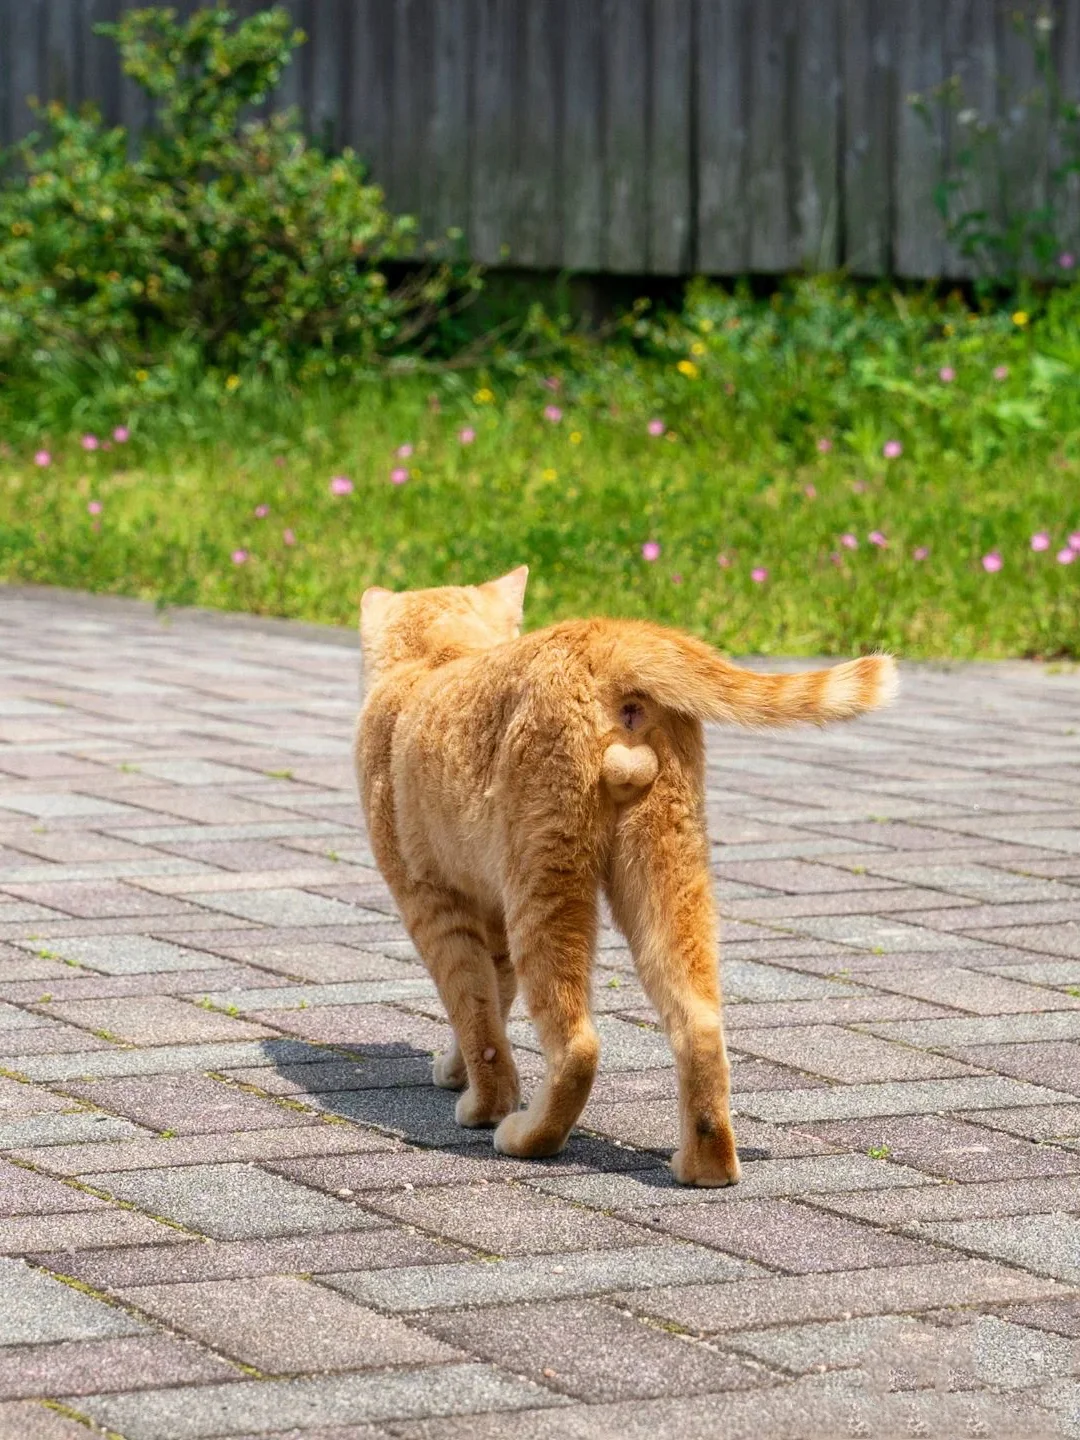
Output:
(2, 278), (1079, 659)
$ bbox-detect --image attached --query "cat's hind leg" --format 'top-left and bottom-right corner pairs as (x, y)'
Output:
(493, 879), (599, 1159)
(403, 885), (520, 1126)
(432, 920), (515, 1092)
(605, 730), (739, 1187)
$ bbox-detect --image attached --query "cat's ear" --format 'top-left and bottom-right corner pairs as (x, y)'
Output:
(360, 586), (394, 627)
(484, 565), (529, 621)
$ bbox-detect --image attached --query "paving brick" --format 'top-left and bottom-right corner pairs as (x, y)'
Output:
(0, 1159), (102, 1216)
(805, 1114), (1080, 1182)
(0, 1400), (109, 1439)
(328, 1243), (759, 1313)
(0, 1256), (146, 1344)
(864, 966), (1080, 1014)
(915, 1213), (1080, 1282)
(189, 888), (377, 927)
(12, 936), (230, 975)
(248, 1004), (451, 1053)
(954, 1103), (1080, 1142)
(58, 1073), (321, 1136)
(1, 882), (198, 920)
(39, 1227), (459, 1289)
(728, 1024), (976, 1082)
(0, 1333), (237, 1399)
(0, 1208), (186, 1255)
(945, 1040), (1080, 1096)
(416, 1298), (767, 1402)
(576, 1099), (833, 1158)
(35, 995), (273, 1045)
(79, 1162), (384, 1240)
(636, 1196), (946, 1272)
(8, 1037), (326, 1082)
(117, 1275), (460, 1374)
(866, 1011), (1080, 1047)
(739, 1075), (1074, 1123)
(1002, 1296), (1080, 1338)
(616, 1258), (1066, 1334)
(72, 1365), (560, 1439)
(364, 1183), (662, 1256)
(807, 1173), (1080, 1226)
(0, 1113), (148, 1149)
(775, 916), (982, 952)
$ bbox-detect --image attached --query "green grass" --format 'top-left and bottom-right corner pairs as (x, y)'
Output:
(2, 276), (1079, 658)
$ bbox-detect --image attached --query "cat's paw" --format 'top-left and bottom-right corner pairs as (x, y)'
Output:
(455, 1078), (519, 1128)
(670, 1135), (741, 1187)
(492, 1109), (565, 1158)
(432, 1049), (467, 1090)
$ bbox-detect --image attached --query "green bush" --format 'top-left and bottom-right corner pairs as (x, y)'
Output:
(0, 5), (476, 379)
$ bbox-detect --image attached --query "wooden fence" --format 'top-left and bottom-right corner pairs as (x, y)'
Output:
(2, 0), (1079, 278)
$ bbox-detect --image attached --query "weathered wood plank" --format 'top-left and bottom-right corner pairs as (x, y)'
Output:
(995, 0), (1050, 272)
(942, 0), (999, 278)
(1057, 0), (1080, 255)
(471, 0), (519, 265)
(746, 0), (794, 271)
(793, 0), (841, 269)
(841, 0), (895, 274)
(429, 0), (472, 244)
(346, 0), (393, 187)
(6, 0), (44, 144)
(515, 0), (561, 267)
(649, 0), (692, 274)
(894, 0), (947, 277)
(696, 0), (751, 274)
(603, 0), (648, 272)
(562, 0), (605, 271)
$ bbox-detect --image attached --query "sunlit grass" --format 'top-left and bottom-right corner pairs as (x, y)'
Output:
(2, 277), (1078, 659)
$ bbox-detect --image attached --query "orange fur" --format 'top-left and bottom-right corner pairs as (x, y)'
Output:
(355, 568), (898, 1185)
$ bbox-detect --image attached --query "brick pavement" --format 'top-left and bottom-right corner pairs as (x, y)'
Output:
(0, 587), (1078, 1439)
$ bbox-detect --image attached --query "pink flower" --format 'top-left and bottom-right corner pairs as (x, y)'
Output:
(647, 419), (665, 437)
(458, 427), (475, 445)
(913, 546), (930, 561)
(751, 567), (769, 584)
(1069, 532), (1080, 551)
(87, 500), (102, 515)
(671, 572), (683, 585)
(1057, 547), (1076, 565)
(81, 434), (99, 452)
(34, 450), (51, 467)
(254, 504), (269, 518)
(993, 365), (1009, 381)
(330, 476), (354, 496)
(396, 443), (414, 459)
(543, 405), (563, 423)
(938, 366), (955, 383)
(642, 541), (661, 562)
(716, 553), (730, 568)
(391, 467), (409, 485)
(982, 551), (1002, 573)
(231, 549), (248, 565)
(829, 551), (843, 567)
(1031, 532), (1050, 552)
(868, 530), (888, 548)
(112, 426), (129, 444)
(882, 440), (902, 459)
(840, 533), (858, 550)
(1060, 252), (1076, 270)
(804, 484), (817, 499)
(816, 437), (832, 453)
(543, 376), (562, 392)
(283, 528), (296, 546)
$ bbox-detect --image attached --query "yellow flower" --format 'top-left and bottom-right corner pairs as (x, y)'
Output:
(225, 374), (241, 392)
(698, 318), (714, 333)
(690, 341), (706, 356)
(135, 369), (149, 383)
(676, 359), (699, 379)
(474, 387), (495, 404)
(1012, 310), (1029, 327)
(542, 468), (558, 481)
(569, 431), (582, 445)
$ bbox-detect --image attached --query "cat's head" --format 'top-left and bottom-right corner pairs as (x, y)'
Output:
(360, 566), (529, 680)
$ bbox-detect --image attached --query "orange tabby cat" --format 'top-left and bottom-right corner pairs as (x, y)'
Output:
(356, 568), (897, 1185)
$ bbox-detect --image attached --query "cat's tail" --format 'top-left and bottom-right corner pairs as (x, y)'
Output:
(606, 626), (898, 729)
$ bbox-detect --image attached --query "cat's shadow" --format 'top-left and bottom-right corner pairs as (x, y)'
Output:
(264, 1039), (769, 1186)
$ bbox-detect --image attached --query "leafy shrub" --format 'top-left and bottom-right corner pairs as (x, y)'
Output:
(0, 5), (478, 378)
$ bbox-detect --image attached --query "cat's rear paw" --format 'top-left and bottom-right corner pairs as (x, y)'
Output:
(492, 1108), (566, 1158)
(455, 1078), (519, 1129)
(671, 1133), (741, 1187)
(432, 1049), (467, 1090)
